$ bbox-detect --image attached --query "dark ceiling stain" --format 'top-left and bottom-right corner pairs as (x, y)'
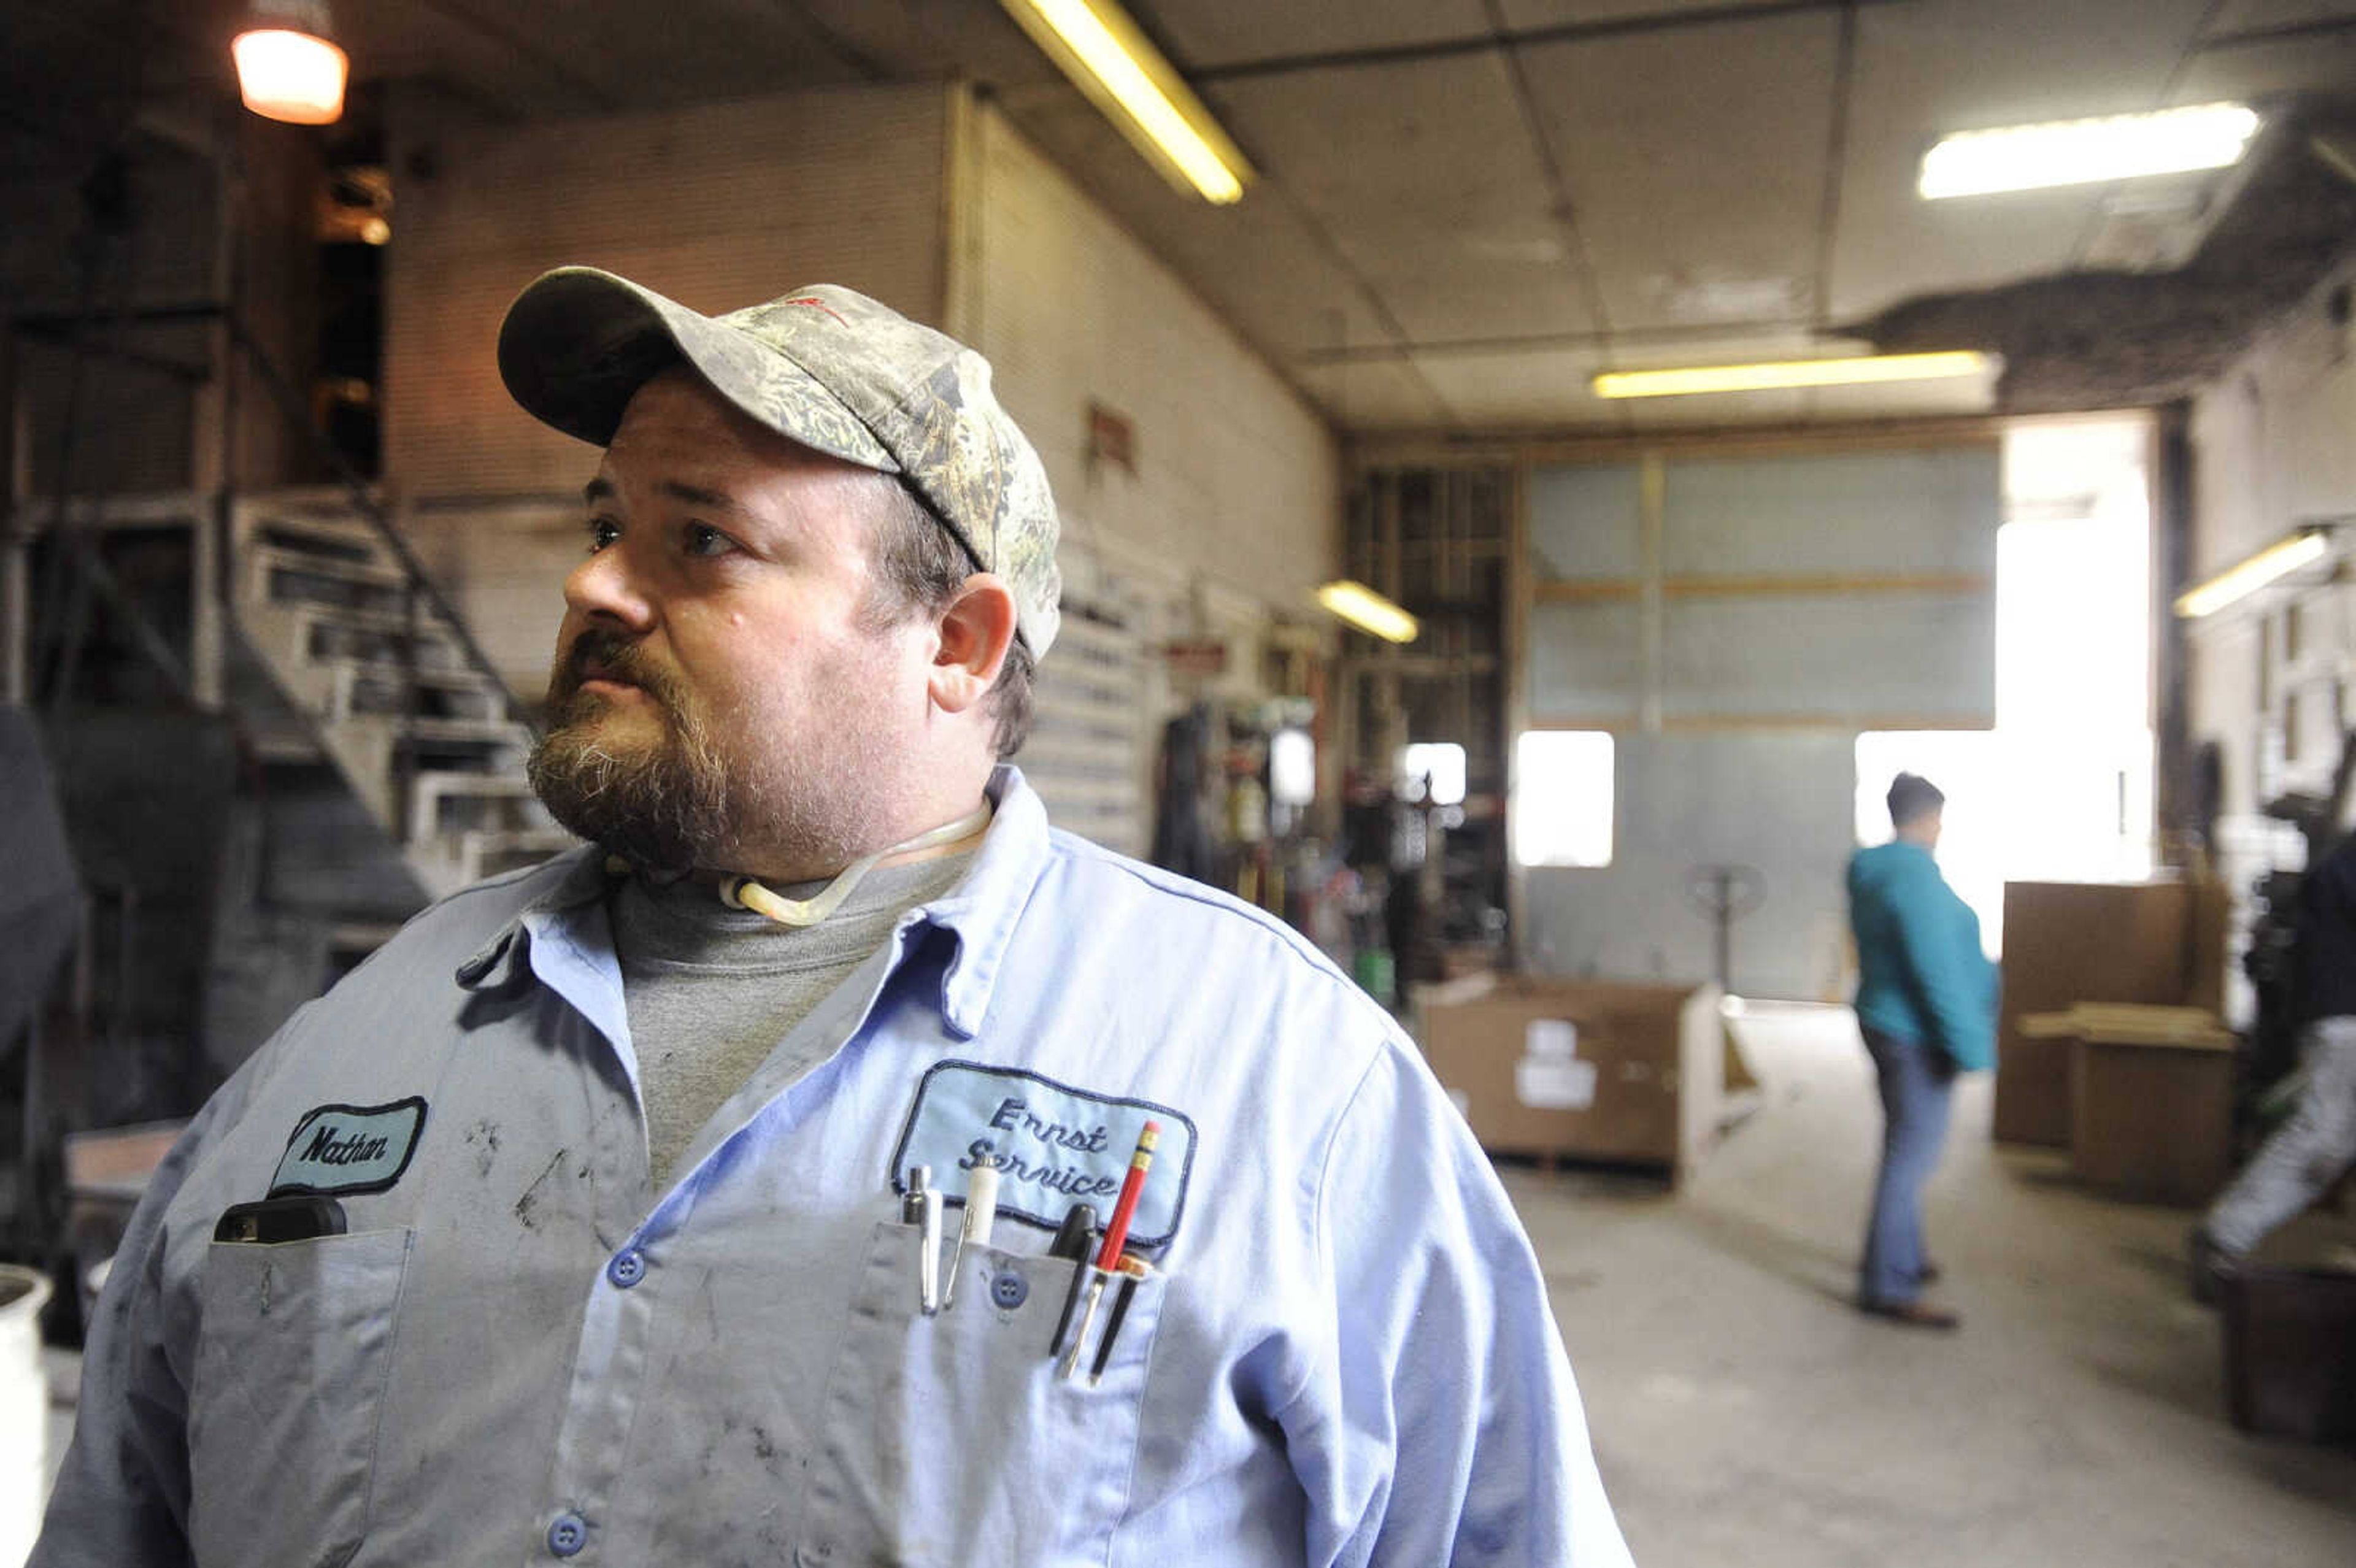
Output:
(1852, 103), (2356, 412)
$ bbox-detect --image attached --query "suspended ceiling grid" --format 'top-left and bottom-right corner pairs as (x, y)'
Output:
(6, 0), (2355, 432)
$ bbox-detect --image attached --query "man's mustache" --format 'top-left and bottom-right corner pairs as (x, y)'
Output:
(552, 630), (681, 712)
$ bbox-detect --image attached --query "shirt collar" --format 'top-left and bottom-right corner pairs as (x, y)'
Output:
(453, 846), (616, 991)
(904, 764), (1052, 1037)
(454, 765), (1053, 1040)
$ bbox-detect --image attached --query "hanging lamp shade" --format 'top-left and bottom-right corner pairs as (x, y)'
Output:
(232, 1), (347, 125)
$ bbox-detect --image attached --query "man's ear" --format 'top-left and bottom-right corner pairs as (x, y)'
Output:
(928, 573), (1018, 715)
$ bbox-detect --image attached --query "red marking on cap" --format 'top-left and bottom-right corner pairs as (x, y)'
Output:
(783, 296), (850, 326)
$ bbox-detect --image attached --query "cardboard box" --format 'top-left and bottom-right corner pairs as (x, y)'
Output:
(2039, 1006), (2236, 1205)
(1995, 880), (2227, 1147)
(2223, 1215), (2356, 1443)
(1416, 976), (1724, 1183)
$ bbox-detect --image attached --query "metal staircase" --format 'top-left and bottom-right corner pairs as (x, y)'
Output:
(229, 488), (574, 899)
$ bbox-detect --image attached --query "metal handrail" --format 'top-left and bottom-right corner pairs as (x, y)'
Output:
(226, 315), (533, 736)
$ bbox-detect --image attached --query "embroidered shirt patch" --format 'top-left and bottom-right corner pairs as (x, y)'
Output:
(269, 1097), (428, 1198)
(890, 1063), (1196, 1250)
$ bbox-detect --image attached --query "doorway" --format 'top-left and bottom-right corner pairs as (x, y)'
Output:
(1857, 416), (2156, 955)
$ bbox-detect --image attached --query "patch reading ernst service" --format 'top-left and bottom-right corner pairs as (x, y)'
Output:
(891, 1063), (1196, 1250)
(269, 1097), (428, 1198)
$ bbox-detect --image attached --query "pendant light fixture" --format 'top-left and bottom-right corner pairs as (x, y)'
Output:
(232, 0), (348, 126)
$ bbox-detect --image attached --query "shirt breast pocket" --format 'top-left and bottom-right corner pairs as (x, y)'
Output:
(187, 1228), (414, 1568)
(796, 1220), (1167, 1568)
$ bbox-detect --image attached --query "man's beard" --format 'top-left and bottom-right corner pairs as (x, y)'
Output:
(526, 626), (909, 879)
(527, 630), (737, 877)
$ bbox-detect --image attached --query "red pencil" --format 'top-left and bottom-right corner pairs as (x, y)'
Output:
(1095, 1121), (1161, 1269)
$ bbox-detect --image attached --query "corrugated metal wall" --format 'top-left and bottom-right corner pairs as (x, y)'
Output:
(1520, 440), (2001, 996)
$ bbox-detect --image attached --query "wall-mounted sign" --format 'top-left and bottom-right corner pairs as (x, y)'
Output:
(1163, 638), (1228, 677)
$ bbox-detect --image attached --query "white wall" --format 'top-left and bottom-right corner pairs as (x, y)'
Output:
(962, 101), (1339, 625)
(374, 84), (1345, 725)
(380, 83), (954, 692)
(2185, 253), (2356, 822)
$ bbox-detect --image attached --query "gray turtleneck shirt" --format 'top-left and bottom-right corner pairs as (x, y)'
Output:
(609, 850), (976, 1186)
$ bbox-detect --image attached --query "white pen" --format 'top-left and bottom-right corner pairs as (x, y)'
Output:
(918, 1181), (944, 1315)
(942, 1166), (1000, 1310)
(1057, 1269), (1110, 1380)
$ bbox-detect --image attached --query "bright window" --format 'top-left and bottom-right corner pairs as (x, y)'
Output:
(1513, 731), (1615, 867)
(1398, 742), (1467, 807)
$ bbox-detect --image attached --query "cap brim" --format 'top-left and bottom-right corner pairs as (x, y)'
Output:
(496, 267), (897, 471)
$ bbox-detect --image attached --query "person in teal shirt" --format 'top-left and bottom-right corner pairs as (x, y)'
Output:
(1847, 772), (1996, 1328)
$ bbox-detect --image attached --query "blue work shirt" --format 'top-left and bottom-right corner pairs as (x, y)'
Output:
(35, 767), (1632, 1568)
(1848, 839), (1997, 1071)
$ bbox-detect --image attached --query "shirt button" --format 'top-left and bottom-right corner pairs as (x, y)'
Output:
(990, 1269), (1029, 1310)
(547, 1512), (588, 1557)
(607, 1248), (646, 1288)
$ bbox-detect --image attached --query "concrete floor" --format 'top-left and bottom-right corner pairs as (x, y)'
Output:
(31, 1003), (2356, 1564)
(1528, 1002), (2356, 1568)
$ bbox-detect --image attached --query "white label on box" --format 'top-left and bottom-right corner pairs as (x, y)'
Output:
(1525, 1018), (1579, 1060)
(1515, 1056), (1598, 1110)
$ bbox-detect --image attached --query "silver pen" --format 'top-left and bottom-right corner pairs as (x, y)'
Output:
(901, 1164), (931, 1225)
(918, 1180), (944, 1315)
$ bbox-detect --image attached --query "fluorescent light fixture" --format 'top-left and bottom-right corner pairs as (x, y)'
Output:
(1002, 0), (1254, 204)
(1920, 102), (2259, 199)
(233, 1), (347, 125)
(2173, 529), (2332, 618)
(1316, 580), (1419, 644)
(1593, 351), (1990, 399)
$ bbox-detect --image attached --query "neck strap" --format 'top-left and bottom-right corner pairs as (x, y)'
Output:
(718, 801), (993, 928)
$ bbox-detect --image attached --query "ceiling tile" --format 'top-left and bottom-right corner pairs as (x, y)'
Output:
(341, 0), (869, 114)
(2173, 33), (2356, 102)
(998, 96), (1399, 358)
(1497, 1), (1790, 27)
(1620, 388), (1812, 428)
(1402, 325), (1934, 429)
(1139, 1), (1490, 70)
(2202, 1), (2356, 34)
(1294, 357), (1457, 428)
(1800, 366), (2001, 420)
(1212, 52), (1600, 342)
(1827, 0), (2219, 325)
(1411, 344), (1607, 426)
(794, 0), (1066, 88)
(1519, 10), (1840, 334)
(1590, 325), (1846, 428)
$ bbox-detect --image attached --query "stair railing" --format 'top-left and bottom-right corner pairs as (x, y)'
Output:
(225, 315), (536, 844)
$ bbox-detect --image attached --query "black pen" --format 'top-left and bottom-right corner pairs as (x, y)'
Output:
(1087, 1255), (1152, 1386)
(1045, 1201), (1098, 1356)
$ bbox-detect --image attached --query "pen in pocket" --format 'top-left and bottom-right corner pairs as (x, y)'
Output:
(1087, 1254), (1153, 1387)
(942, 1165), (999, 1310)
(1046, 1201), (1098, 1358)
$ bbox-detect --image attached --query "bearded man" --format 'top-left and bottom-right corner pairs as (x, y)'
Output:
(35, 270), (1633, 1567)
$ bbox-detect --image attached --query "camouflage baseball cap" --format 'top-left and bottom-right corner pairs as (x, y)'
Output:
(497, 267), (1062, 656)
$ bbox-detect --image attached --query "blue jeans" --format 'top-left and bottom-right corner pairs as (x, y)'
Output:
(1860, 1026), (1956, 1305)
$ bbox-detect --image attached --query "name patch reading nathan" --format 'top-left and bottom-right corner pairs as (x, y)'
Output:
(890, 1063), (1196, 1249)
(269, 1097), (428, 1198)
